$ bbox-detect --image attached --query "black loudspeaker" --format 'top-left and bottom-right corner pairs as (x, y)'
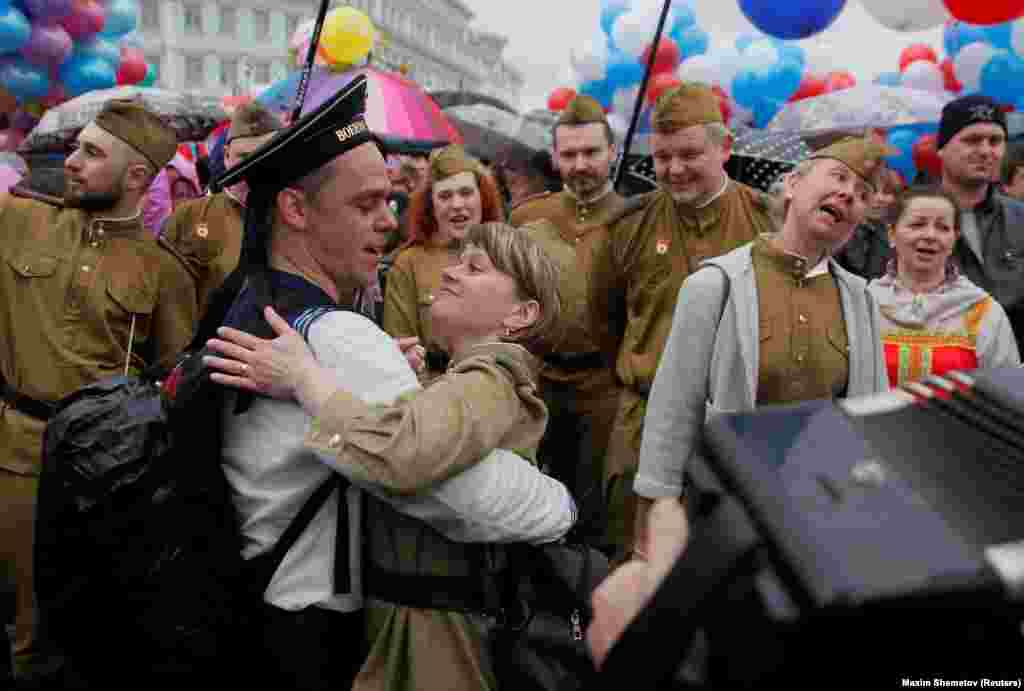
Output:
(672, 369), (1024, 687)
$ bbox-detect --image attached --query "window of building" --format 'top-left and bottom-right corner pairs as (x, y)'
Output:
(251, 61), (270, 84)
(286, 14), (300, 41)
(253, 9), (270, 40)
(185, 55), (204, 85)
(219, 6), (236, 36)
(183, 3), (202, 33)
(140, 0), (159, 29)
(221, 58), (238, 86)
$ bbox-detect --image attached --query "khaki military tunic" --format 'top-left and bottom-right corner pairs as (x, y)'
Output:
(0, 190), (196, 676)
(587, 182), (772, 553)
(160, 191), (244, 320)
(752, 236), (850, 405)
(510, 188), (626, 547)
(382, 243), (458, 375)
(305, 343), (546, 691)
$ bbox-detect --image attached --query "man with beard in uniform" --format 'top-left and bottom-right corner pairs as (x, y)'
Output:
(509, 95), (626, 549)
(0, 98), (196, 686)
(588, 83), (774, 558)
(161, 102), (283, 337)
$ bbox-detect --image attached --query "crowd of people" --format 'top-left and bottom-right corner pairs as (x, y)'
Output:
(1, 71), (1022, 689)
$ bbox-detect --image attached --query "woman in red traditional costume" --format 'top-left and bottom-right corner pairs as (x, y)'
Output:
(868, 185), (1020, 386)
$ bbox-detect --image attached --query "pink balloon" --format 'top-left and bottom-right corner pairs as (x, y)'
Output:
(61, 1), (105, 41)
(0, 128), (26, 152)
(20, 22), (73, 67)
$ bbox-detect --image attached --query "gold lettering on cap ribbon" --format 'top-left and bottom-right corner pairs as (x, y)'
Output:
(335, 121), (368, 143)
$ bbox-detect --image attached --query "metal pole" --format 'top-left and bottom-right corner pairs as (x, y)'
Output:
(291, 0), (331, 122)
(614, 0), (672, 192)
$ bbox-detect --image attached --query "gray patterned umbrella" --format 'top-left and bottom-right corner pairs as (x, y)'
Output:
(19, 87), (227, 155)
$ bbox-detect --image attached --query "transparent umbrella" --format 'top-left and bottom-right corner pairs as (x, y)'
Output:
(19, 86), (227, 155)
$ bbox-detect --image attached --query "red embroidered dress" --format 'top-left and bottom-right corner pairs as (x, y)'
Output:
(868, 274), (1021, 387)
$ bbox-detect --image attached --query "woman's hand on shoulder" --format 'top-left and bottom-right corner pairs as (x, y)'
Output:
(204, 306), (321, 401)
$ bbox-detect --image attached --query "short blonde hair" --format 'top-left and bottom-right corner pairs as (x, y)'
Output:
(465, 222), (561, 353)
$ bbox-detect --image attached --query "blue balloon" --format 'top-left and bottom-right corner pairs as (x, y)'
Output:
(606, 52), (645, 92)
(101, 0), (139, 38)
(875, 71), (902, 87)
(735, 33), (758, 53)
(739, 0), (846, 41)
(944, 20), (1010, 57)
(0, 56), (47, 100)
(579, 78), (614, 110)
(673, 25), (708, 59)
(751, 98), (783, 128)
(671, 3), (696, 33)
(885, 127), (921, 182)
(774, 40), (806, 69)
(60, 53), (116, 97)
(982, 22), (1013, 52)
(762, 59), (803, 102)
(0, 5), (31, 53)
(75, 36), (121, 70)
(731, 69), (761, 109)
(980, 51), (1024, 106)
(600, 0), (629, 38)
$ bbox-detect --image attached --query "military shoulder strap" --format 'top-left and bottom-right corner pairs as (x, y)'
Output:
(509, 190), (552, 213)
(606, 191), (654, 228)
(9, 183), (63, 207)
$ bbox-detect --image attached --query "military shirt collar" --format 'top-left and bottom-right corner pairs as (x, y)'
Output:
(672, 179), (731, 237)
(84, 209), (144, 235)
(755, 234), (828, 280)
(562, 183), (614, 224)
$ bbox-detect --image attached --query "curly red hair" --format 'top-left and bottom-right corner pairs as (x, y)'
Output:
(404, 168), (505, 248)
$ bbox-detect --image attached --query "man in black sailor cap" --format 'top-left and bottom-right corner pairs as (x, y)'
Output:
(205, 76), (397, 690)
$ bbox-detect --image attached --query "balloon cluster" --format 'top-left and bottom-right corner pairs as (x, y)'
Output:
(553, 0), (861, 135)
(0, 0), (154, 152)
(289, 7), (376, 73)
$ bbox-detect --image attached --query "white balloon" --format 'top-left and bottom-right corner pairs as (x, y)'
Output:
(743, 38), (780, 68)
(612, 11), (650, 59)
(901, 60), (945, 92)
(572, 36), (610, 83)
(613, 85), (642, 115)
(678, 54), (719, 85)
(1012, 19), (1024, 57)
(955, 42), (997, 92)
(607, 113), (630, 139)
(613, 4), (676, 59)
(859, 0), (949, 32)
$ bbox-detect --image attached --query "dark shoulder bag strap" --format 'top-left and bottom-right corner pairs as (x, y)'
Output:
(246, 306), (351, 594)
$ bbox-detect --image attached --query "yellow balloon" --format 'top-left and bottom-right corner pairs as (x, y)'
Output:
(320, 7), (375, 66)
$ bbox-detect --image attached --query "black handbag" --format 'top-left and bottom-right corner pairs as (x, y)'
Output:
(488, 541), (611, 691)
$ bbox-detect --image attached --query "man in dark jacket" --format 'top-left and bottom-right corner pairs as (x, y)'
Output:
(937, 95), (1024, 356)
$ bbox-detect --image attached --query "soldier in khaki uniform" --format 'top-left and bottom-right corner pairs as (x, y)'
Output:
(509, 95), (626, 548)
(634, 138), (892, 548)
(0, 98), (196, 683)
(161, 103), (282, 336)
(587, 84), (775, 557)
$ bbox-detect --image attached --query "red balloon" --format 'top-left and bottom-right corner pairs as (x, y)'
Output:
(899, 44), (939, 72)
(939, 58), (962, 93)
(646, 72), (682, 105)
(913, 134), (942, 178)
(641, 38), (682, 75)
(547, 87), (576, 112)
(710, 84), (733, 122)
(824, 71), (856, 92)
(61, 1), (106, 41)
(942, 0), (1024, 25)
(790, 73), (828, 101)
(117, 46), (148, 85)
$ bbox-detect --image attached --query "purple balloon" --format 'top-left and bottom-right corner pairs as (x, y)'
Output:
(11, 108), (38, 133)
(20, 22), (73, 67)
(23, 0), (74, 23)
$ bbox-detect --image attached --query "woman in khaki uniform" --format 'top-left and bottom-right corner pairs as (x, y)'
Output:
(205, 223), (564, 691)
(382, 145), (505, 379)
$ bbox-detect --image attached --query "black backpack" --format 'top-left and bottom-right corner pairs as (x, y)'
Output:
(34, 307), (344, 683)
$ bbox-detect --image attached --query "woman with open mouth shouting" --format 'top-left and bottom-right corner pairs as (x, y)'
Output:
(868, 185), (1020, 386)
(633, 136), (893, 547)
(382, 145), (505, 381)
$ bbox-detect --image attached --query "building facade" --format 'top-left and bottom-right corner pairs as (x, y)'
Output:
(138, 0), (523, 107)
